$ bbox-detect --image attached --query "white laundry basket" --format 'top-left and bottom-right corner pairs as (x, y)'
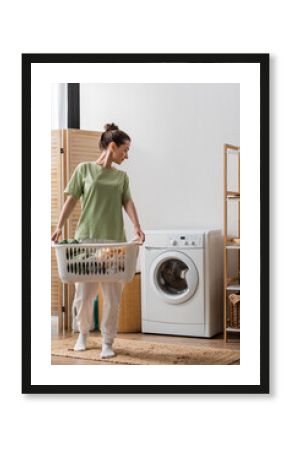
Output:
(52, 240), (141, 284)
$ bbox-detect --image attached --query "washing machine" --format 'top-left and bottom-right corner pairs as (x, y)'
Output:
(140, 229), (223, 338)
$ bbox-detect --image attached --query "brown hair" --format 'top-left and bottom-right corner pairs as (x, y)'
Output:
(99, 123), (131, 151)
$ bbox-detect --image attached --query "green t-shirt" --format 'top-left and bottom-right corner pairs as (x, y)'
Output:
(64, 162), (132, 242)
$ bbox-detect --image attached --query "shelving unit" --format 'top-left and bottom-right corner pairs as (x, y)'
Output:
(223, 144), (240, 342)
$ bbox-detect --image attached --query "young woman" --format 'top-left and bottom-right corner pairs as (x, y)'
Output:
(51, 123), (145, 358)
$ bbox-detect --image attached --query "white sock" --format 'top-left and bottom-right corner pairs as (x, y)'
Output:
(74, 332), (88, 351)
(100, 343), (116, 359)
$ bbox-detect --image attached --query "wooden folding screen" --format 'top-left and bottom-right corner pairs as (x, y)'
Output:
(51, 129), (102, 332)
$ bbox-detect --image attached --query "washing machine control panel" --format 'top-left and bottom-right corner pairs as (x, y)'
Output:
(169, 234), (204, 248)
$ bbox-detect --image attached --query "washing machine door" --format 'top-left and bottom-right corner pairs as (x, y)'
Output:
(150, 250), (199, 305)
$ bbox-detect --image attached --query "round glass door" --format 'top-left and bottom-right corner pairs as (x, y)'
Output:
(150, 251), (199, 305)
(157, 258), (189, 295)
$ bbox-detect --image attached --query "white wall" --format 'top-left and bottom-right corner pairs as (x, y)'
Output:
(51, 83), (67, 129)
(80, 83), (239, 239)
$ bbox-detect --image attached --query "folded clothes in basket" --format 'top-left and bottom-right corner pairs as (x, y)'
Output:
(58, 239), (80, 245)
(65, 247), (125, 261)
(64, 244), (126, 275)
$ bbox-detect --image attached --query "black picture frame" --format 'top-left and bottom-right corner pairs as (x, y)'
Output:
(22, 53), (269, 394)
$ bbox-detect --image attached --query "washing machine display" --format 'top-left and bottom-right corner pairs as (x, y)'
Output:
(150, 251), (199, 305)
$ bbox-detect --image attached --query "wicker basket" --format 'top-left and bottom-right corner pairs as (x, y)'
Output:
(229, 293), (240, 329)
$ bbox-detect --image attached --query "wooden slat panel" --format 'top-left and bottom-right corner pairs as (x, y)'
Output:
(51, 228), (60, 315)
(51, 130), (62, 316)
(51, 130), (62, 224)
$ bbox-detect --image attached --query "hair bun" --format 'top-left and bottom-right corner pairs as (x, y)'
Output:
(104, 123), (119, 132)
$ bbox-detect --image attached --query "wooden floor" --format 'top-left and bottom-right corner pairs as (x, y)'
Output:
(51, 317), (240, 365)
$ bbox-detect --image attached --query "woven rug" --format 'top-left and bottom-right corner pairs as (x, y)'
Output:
(51, 335), (240, 365)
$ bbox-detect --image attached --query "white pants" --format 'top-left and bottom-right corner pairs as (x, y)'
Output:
(73, 239), (125, 344)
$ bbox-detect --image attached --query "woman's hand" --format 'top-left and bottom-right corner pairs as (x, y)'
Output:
(51, 228), (62, 243)
(134, 225), (145, 244)
(51, 196), (77, 243)
(123, 200), (145, 244)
